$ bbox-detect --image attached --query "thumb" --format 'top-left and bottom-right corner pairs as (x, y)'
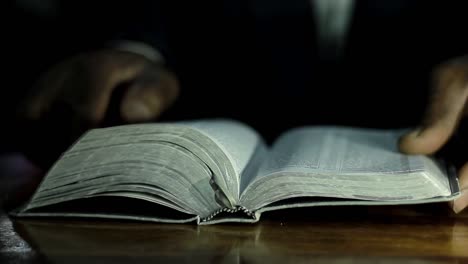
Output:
(399, 65), (468, 155)
(121, 67), (179, 122)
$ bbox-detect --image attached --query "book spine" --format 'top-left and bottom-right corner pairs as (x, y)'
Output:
(200, 206), (256, 223)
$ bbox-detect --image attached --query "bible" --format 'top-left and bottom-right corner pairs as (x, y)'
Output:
(13, 119), (460, 224)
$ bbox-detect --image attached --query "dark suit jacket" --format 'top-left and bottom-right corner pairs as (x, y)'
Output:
(116, 0), (466, 141)
(8, 0), (468, 142)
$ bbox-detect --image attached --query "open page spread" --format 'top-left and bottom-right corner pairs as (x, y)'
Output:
(241, 127), (458, 210)
(13, 121), (460, 225)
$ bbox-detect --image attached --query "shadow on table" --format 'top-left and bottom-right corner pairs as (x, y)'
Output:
(7, 204), (468, 264)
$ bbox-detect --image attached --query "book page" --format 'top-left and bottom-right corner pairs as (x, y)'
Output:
(22, 120), (267, 222)
(23, 123), (234, 219)
(181, 119), (267, 200)
(182, 120), (264, 176)
(241, 127), (453, 210)
(259, 127), (424, 175)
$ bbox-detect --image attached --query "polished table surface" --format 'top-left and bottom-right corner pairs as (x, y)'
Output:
(1, 156), (468, 263)
(1, 204), (468, 263)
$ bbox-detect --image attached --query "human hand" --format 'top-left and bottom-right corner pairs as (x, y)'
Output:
(17, 49), (179, 168)
(399, 55), (468, 213)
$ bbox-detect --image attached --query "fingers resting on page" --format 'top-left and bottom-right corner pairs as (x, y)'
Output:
(399, 55), (468, 213)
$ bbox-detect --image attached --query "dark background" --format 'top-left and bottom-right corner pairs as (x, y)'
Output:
(4, 0), (468, 147)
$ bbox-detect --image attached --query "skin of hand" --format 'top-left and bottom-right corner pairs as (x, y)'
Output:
(16, 49), (179, 168)
(399, 55), (468, 213)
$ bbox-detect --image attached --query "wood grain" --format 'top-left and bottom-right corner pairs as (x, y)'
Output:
(1, 154), (467, 263)
(1, 204), (467, 263)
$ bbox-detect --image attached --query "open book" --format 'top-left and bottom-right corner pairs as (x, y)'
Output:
(13, 120), (460, 224)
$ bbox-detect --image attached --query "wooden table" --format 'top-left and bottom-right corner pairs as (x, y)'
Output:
(1, 204), (467, 263)
(1, 155), (467, 263)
